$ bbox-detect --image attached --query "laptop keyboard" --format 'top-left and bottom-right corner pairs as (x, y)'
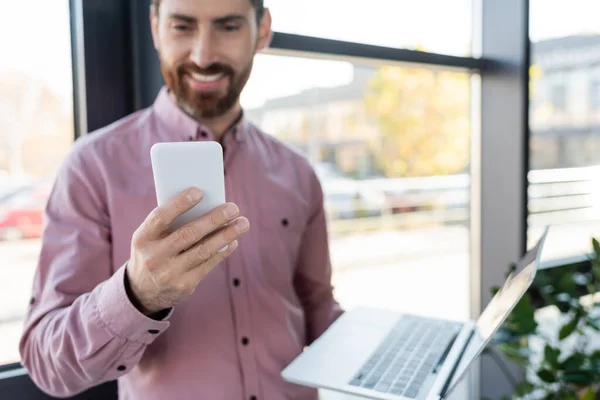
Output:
(348, 315), (462, 398)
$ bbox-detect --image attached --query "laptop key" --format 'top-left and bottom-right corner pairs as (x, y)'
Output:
(389, 386), (406, 395)
(409, 382), (421, 390)
(395, 379), (408, 388)
(363, 381), (377, 389)
(349, 379), (362, 387)
(374, 382), (391, 393)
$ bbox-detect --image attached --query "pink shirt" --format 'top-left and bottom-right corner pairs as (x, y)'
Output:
(19, 87), (343, 399)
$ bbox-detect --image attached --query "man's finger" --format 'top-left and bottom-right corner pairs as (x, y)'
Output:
(178, 217), (249, 269)
(167, 203), (241, 253)
(139, 188), (203, 240)
(184, 240), (239, 285)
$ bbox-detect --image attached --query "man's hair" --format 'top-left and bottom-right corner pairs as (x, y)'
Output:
(151, 0), (265, 23)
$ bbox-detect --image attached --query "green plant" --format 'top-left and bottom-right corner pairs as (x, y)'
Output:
(491, 238), (600, 399)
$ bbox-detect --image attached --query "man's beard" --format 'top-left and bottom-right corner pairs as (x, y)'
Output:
(161, 57), (253, 119)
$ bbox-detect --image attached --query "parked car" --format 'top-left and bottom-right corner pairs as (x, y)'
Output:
(312, 162), (386, 219)
(0, 181), (51, 240)
(366, 174), (470, 214)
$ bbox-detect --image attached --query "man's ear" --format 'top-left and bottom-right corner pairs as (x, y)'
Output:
(150, 5), (160, 51)
(256, 8), (273, 52)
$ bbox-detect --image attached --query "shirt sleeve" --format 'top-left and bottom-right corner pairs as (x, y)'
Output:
(293, 168), (344, 344)
(19, 150), (171, 398)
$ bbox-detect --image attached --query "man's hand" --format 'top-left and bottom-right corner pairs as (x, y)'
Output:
(126, 187), (249, 315)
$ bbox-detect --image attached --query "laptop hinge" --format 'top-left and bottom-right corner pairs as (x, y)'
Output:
(439, 328), (475, 398)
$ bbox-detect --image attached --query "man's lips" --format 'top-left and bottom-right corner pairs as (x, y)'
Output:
(186, 71), (228, 91)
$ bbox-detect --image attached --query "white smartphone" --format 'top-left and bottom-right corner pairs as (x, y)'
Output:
(150, 141), (228, 251)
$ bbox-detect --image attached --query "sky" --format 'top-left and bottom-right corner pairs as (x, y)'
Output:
(1, 0), (599, 109)
(0, 0), (73, 103)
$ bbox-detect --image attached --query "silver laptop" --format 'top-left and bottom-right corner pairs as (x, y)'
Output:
(282, 227), (549, 400)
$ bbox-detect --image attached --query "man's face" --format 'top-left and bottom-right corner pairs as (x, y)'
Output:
(151, 0), (271, 119)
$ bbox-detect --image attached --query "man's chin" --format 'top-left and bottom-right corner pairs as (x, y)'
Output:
(175, 86), (237, 119)
(185, 88), (227, 106)
(180, 100), (227, 119)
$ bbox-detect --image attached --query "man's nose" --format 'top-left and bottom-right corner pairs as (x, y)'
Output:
(190, 30), (217, 68)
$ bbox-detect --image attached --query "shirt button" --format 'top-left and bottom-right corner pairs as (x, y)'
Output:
(241, 337), (249, 346)
(188, 136), (193, 141)
(233, 278), (240, 287)
(201, 131), (208, 138)
(281, 218), (289, 227)
(30, 297), (35, 305)
(148, 329), (160, 334)
(117, 365), (127, 371)
(250, 396), (257, 400)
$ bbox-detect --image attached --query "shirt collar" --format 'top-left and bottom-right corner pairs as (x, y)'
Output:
(152, 86), (248, 143)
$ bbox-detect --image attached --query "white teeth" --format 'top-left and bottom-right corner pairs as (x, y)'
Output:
(190, 72), (224, 82)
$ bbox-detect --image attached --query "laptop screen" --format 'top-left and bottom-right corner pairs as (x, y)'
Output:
(442, 227), (548, 397)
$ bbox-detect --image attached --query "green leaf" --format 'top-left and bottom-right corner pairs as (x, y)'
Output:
(556, 299), (573, 313)
(505, 294), (537, 335)
(560, 393), (578, 400)
(593, 238), (600, 256)
(544, 345), (560, 368)
(590, 350), (600, 361)
(561, 370), (596, 387)
(537, 368), (556, 383)
(589, 350), (600, 372)
(561, 353), (586, 372)
(496, 342), (531, 365)
(592, 263), (600, 280)
(514, 381), (535, 397)
(557, 273), (577, 295)
(543, 392), (560, 400)
(560, 318), (579, 340)
(491, 286), (500, 297)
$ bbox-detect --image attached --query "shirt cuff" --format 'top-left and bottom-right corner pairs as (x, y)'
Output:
(96, 264), (172, 344)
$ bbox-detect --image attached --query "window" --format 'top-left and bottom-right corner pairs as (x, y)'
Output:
(591, 81), (600, 110)
(550, 84), (566, 111)
(528, 0), (600, 257)
(242, 54), (473, 320)
(267, 0), (473, 57)
(0, 0), (74, 365)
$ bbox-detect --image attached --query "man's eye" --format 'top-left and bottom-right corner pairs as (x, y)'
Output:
(224, 25), (240, 32)
(173, 25), (190, 32)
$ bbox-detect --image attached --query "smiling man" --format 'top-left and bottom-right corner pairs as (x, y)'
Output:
(19, 0), (343, 399)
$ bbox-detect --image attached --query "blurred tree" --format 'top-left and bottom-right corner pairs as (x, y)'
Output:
(0, 71), (73, 178)
(363, 67), (470, 177)
(529, 63), (543, 95)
